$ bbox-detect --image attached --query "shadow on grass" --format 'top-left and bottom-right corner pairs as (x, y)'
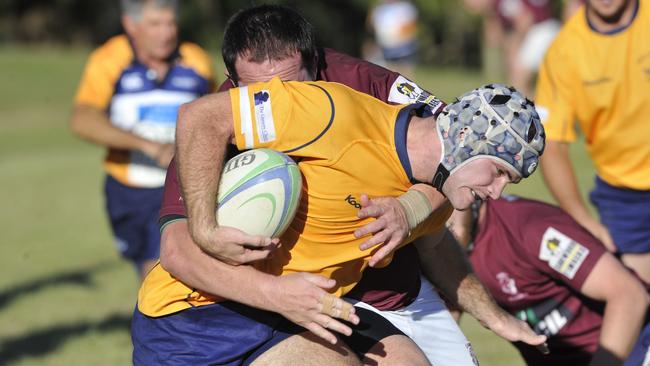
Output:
(0, 261), (116, 308)
(0, 312), (132, 364)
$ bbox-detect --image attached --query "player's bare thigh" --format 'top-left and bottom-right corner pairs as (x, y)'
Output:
(363, 334), (431, 366)
(250, 331), (361, 366)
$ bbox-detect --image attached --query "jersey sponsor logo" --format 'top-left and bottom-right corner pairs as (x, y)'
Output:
(345, 195), (362, 209)
(516, 298), (573, 337)
(388, 76), (444, 114)
(539, 227), (589, 279)
(121, 72), (144, 91)
(171, 76), (199, 90)
(496, 272), (528, 301)
(582, 77), (611, 86)
(253, 90), (276, 143)
(138, 104), (180, 124)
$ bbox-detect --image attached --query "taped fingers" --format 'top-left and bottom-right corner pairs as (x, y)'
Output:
(319, 295), (356, 322)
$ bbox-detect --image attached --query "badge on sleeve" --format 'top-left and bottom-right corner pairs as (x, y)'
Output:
(539, 227), (589, 279)
(388, 76), (444, 114)
(253, 90), (276, 143)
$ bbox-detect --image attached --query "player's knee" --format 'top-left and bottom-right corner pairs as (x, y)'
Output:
(363, 334), (430, 366)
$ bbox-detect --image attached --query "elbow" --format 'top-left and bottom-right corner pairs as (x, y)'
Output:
(175, 101), (196, 138)
(159, 231), (182, 275)
(619, 281), (650, 316)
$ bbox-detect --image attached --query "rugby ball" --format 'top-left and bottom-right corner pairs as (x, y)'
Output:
(217, 148), (302, 238)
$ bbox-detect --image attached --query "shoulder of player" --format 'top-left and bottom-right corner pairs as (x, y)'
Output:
(87, 34), (133, 67)
(178, 42), (214, 79)
(320, 48), (398, 82)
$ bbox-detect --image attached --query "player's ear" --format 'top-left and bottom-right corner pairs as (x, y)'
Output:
(122, 15), (136, 37)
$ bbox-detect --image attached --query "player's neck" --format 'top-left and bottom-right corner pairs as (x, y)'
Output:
(407, 115), (440, 184)
(587, 0), (637, 33)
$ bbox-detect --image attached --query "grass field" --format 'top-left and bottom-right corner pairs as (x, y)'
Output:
(0, 46), (595, 366)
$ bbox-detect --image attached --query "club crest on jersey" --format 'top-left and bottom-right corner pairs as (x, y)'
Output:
(539, 227), (589, 279)
(496, 272), (527, 301)
(388, 76), (444, 114)
(253, 90), (276, 143)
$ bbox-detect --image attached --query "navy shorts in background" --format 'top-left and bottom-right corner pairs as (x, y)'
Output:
(590, 176), (650, 254)
(105, 175), (164, 268)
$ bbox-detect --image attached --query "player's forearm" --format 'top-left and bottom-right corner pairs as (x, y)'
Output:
(598, 287), (649, 359)
(416, 230), (506, 326)
(540, 141), (592, 223)
(160, 220), (276, 309)
(175, 93), (232, 243)
(70, 104), (159, 154)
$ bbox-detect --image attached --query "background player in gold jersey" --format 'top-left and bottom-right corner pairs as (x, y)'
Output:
(536, 0), (650, 283)
(70, 0), (215, 278)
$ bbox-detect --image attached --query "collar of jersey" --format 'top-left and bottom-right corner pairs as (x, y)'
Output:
(586, 0), (639, 35)
(394, 102), (435, 184)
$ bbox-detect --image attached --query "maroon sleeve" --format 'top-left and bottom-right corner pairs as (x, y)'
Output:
(318, 48), (399, 102)
(159, 158), (187, 226)
(523, 202), (606, 291)
(217, 79), (235, 92)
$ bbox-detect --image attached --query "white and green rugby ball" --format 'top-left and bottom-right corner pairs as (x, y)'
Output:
(217, 148), (302, 238)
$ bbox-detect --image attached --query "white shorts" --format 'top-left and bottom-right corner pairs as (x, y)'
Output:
(346, 277), (479, 366)
(518, 19), (561, 71)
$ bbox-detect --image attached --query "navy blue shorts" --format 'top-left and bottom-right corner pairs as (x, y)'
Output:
(131, 302), (404, 365)
(104, 175), (163, 268)
(590, 177), (650, 254)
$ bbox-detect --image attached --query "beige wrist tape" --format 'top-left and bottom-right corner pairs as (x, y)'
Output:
(398, 189), (434, 230)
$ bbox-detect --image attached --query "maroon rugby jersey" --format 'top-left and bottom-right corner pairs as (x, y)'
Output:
(469, 196), (606, 365)
(161, 48), (445, 311)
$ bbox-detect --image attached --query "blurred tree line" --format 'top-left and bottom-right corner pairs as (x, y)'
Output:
(0, 0), (483, 67)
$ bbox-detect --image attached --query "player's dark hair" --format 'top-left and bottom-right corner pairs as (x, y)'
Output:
(222, 4), (317, 84)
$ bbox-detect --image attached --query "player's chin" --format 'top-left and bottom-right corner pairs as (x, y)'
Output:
(448, 194), (473, 211)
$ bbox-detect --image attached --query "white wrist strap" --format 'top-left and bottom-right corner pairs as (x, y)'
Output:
(398, 190), (433, 230)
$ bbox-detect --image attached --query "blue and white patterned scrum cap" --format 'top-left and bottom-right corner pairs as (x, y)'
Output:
(435, 84), (545, 182)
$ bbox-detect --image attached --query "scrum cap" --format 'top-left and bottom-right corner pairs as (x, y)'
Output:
(432, 84), (545, 191)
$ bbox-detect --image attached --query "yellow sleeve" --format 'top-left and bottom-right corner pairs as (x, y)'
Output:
(229, 77), (335, 154)
(534, 40), (578, 143)
(73, 35), (132, 109)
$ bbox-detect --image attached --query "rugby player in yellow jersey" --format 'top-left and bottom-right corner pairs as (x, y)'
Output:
(535, 0), (650, 282)
(130, 80), (545, 364)
(134, 5), (547, 366)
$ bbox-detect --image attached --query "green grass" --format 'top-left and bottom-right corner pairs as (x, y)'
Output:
(0, 47), (596, 365)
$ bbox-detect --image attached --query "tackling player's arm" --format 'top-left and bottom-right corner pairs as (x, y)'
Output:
(159, 219), (359, 345)
(579, 253), (649, 363)
(70, 104), (174, 167)
(174, 92), (278, 264)
(416, 228), (549, 351)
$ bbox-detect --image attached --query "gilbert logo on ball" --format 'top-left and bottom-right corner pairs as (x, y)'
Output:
(217, 148), (302, 238)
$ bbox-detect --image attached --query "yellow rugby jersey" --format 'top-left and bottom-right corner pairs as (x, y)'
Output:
(74, 35), (215, 187)
(535, 1), (650, 189)
(137, 78), (450, 317)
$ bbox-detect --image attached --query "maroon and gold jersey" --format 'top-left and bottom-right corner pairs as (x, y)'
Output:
(469, 196), (606, 365)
